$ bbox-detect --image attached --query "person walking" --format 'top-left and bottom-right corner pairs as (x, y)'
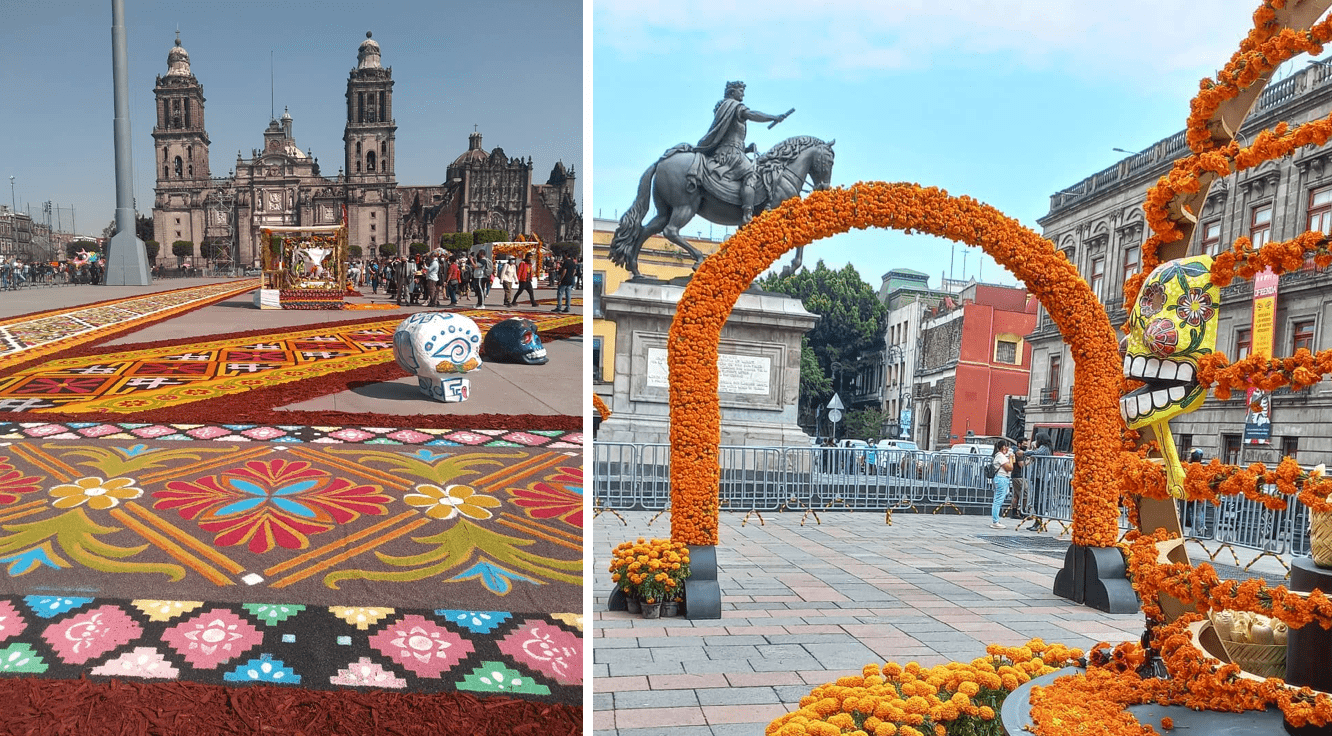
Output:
(499, 257), (518, 307)
(445, 255), (461, 306)
(1018, 433), (1054, 530)
(553, 252), (576, 313)
(426, 253), (441, 307)
(471, 250), (491, 308)
(513, 253), (538, 307)
(989, 439), (1015, 529)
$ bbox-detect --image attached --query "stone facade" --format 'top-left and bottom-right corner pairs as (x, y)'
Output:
(1027, 61), (1332, 465)
(152, 33), (579, 264)
(0, 207), (33, 258)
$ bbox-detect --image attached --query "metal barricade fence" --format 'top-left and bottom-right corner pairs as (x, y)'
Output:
(1026, 456), (1075, 524)
(718, 446), (786, 512)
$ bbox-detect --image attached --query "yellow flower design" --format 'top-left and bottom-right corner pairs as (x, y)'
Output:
(402, 484), (500, 520)
(49, 476), (142, 510)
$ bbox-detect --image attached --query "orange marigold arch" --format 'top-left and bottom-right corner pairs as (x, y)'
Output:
(666, 182), (1123, 547)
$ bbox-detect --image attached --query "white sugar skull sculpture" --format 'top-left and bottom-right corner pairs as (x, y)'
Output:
(393, 312), (483, 402)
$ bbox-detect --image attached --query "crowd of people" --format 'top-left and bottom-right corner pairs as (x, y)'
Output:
(0, 258), (105, 289)
(345, 248), (582, 312)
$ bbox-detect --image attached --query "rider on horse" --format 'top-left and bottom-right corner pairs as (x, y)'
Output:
(694, 81), (790, 225)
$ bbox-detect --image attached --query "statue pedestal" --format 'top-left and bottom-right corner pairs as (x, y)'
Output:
(597, 280), (817, 447)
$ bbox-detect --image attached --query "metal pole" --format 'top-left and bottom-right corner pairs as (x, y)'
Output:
(8, 177), (13, 211)
(107, 0), (150, 285)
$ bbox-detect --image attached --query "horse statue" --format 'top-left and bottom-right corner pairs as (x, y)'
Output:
(608, 135), (835, 279)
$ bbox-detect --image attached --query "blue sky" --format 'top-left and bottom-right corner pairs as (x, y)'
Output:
(592, 0), (1296, 291)
(4, 0), (581, 239)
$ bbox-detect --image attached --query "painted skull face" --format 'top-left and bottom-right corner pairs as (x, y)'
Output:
(1121, 255), (1218, 428)
(393, 312), (483, 403)
(482, 318), (549, 365)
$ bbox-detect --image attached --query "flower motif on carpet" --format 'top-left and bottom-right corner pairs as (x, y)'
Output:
(23, 596), (93, 619)
(222, 653), (300, 684)
(241, 603), (304, 626)
(90, 646), (180, 679)
(328, 606), (395, 630)
(507, 464), (582, 528)
(403, 484), (501, 521)
(48, 476), (142, 510)
(161, 608), (263, 669)
(0, 600), (26, 643)
(41, 605), (141, 665)
(457, 661), (551, 695)
(368, 614), (474, 679)
(152, 458), (390, 553)
(129, 600), (205, 622)
(434, 610), (512, 634)
(0, 642), (46, 673)
(329, 656), (408, 688)
(497, 619), (582, 686)
(0, 456), (43, 505)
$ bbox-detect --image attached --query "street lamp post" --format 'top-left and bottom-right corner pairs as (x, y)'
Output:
(8, 177), (14, 212)
(886, 344), (913, 441)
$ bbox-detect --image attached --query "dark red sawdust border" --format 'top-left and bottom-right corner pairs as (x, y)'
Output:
(0, 318), (582, 431)
(0, 677), (580, 736)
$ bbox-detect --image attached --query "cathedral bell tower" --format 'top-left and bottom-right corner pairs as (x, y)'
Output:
(343, 31), (398, 252)
(152, 33), (211, 250)
(344, 32), (396, 183)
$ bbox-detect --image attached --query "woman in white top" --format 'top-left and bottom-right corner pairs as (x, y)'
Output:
(499, 257), (519, 307)
(989, 439), (1015, 529)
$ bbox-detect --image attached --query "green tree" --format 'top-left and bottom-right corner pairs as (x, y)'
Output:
(144, 240), (160, 261)
(759, 260), (886, 424)
(171, 240), (194, 259)
(440, 232), (474, 251)
(842, 409), (890, 441)
(378, 242), (398, 257)
(348, 245), (363, 258)
(408, 242), (428, 255)
(472, 228), (508, 245)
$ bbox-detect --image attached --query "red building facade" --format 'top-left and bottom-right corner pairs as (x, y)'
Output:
(914, 283), (1038, 449)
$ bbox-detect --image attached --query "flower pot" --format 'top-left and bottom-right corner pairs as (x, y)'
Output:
(641, 601), (662, 619)
(625, 595), (642, 614)
(662, 601), (679, 617)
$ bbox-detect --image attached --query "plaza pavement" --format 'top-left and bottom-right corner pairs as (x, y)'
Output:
(591, 508), (1298, 736)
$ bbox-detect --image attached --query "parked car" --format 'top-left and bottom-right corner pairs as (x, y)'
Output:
(947, 442), (996, 456)
(875, 439), (919, 451)
(874, 439), (923, 475)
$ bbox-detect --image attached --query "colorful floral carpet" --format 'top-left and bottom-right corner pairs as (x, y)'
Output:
(0, 421), (580, 448)
(0, 282), (253, 372)
(0, 437), (583, 715)
(0, 309), (581, 430)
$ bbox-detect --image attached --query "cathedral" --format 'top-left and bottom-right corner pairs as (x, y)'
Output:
(151, 32), (579, 266)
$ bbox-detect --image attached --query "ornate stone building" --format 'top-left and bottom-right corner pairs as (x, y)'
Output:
(1026, 61), (1332, 464)
(152, 33), (578, 263)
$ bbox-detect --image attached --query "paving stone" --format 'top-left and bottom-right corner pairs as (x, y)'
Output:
(695, 687), (781, 706)
(615, 688), (702, 710)
(596, 647), (656, 665)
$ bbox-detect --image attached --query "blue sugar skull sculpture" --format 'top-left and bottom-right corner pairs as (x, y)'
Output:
(393, 312), (483, 402)
(482, 318), (549, 365)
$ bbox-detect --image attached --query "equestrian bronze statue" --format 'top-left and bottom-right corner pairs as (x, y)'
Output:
(608, 81), (835, 279)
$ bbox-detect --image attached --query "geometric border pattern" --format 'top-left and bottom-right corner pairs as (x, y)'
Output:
(0, 423), (582, 449)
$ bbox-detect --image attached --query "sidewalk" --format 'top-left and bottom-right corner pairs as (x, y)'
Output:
(591, 510), (1190, 736)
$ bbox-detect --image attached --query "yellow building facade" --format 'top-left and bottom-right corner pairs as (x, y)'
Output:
(591, 217), (725, 404)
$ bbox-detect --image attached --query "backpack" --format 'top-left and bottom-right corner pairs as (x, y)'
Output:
(984, 456), (999, 479)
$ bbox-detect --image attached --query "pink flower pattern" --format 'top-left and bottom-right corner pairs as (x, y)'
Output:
(367, 614), (473, 679)
(42, 605), (142, 665)
(161, 609), (263, 669)
(497, 620), (582, 685)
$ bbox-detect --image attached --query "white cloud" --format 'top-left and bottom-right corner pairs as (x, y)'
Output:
(595, 0), (1279, 88)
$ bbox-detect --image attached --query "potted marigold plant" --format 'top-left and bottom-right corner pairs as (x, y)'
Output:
(609, 538), (692, 618)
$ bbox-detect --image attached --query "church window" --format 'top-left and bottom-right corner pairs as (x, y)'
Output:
(370, 224), (376, 232)
(355, 161), (361, 173)
(357, 92), (364, 123)
(367, 151), (376, 173)
(184, 99), (191, 128)
(188, 164), (193, 177)
(187, 146), (193, 161)
(164, 163), (170, 178)
(174, 156), (183, 177)
(379, 91), (386, 121)
(370, 212), (376, 219)
(367, 95), (376, 123)
(356, 141), (361, 155)
(171, 99), (182, 128)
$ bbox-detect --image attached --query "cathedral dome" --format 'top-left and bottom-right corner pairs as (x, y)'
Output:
(166, 36), (191, 77)
(357, 31), (382, 70)
(451, 131), (489, 167)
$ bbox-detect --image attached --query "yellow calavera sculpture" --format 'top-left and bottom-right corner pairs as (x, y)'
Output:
(1121, 255), (1219, 496)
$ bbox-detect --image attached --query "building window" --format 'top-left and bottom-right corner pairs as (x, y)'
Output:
(367, 151), (377, 173)
(1223, 434), (1242, 466)
(174, 156), (183, 177)
(1251, 203), (1273, 249)
(1090, 256), (1105, 300)
(355, 162), (361, 173)
(1283, 436), (1299, 462)
(1177, 433), (1193, 458)
(370, 236), (376, 244)
(592, 337), (604, 383)
(1124, 245), (1140, 282)
(1236, 328), (1251, 360)
(1310, 186), (1332, 234)
(1045, 355), (1061, 403)
(370, 224), (376, 232)
(593, 271), (605, 318)
(1292, 319), (1316, 353)
(1200, 220), (1221, 256)
(995, 339), (1018, 365)
(370, 212), (376, 219)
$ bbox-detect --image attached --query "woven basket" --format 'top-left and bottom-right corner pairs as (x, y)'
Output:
(1312, 510), (1332, 568)
(1220, 639), (1287, 679)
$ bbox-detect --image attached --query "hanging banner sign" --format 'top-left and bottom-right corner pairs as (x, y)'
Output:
(1244, 268), (1278, 444)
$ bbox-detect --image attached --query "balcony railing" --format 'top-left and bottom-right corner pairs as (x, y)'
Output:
(1040, 386), (1059, 405)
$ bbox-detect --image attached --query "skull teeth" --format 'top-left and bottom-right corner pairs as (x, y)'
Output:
(1122, 356), (1195, 382)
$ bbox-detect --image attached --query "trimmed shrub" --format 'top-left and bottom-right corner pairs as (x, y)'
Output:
(348, 245), (363, 258)
(172, 240), (194, 258)
(472, 229), (508, 245)
(408, 242), (428, 256)
(144, 240), (160, 261)
(378, 242), (398, 257)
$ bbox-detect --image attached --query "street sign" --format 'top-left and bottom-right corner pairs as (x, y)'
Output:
(827, 393), (844, 411)
(828, 408), (843, 424)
